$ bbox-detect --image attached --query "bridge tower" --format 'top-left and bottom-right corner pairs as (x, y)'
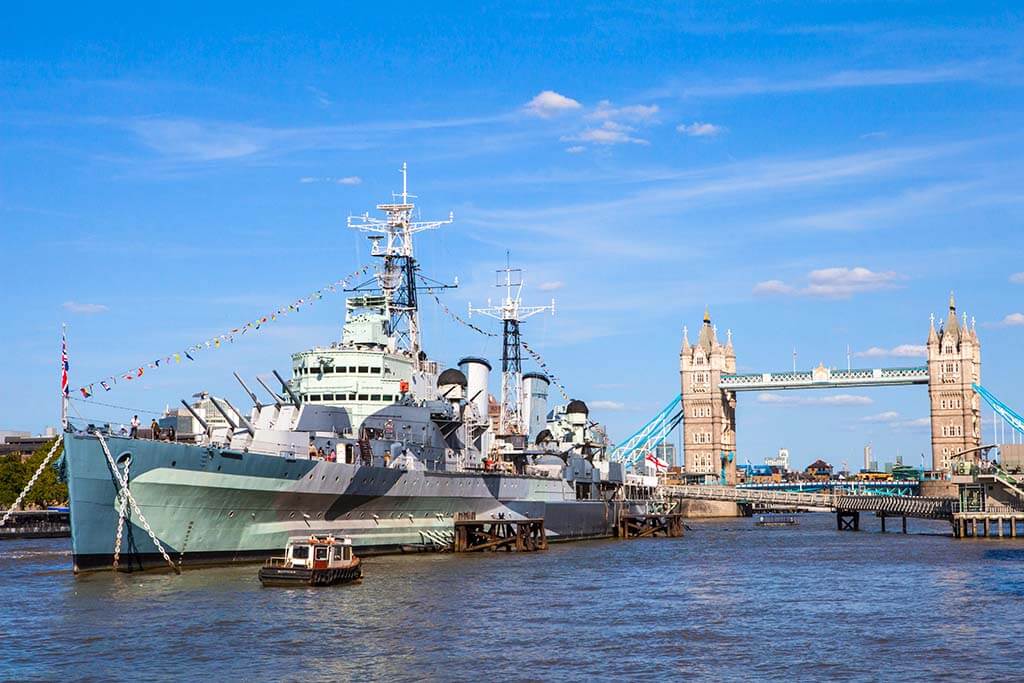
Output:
(680, 308), (737, 485)
(927, 292), (981, 472)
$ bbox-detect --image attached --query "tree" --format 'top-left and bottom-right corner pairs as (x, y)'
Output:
(0, 438), (68, 509)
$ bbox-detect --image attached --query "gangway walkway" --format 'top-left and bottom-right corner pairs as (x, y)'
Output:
(660, 485), (954, 521)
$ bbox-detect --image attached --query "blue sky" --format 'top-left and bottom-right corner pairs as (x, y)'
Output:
(2, 2), (1023, 469)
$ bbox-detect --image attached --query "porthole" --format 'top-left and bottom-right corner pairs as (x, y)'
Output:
(289, 512), (295, 519)
(228, 511), (235, 518)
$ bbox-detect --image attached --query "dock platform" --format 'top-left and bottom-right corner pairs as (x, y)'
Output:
(452, 517), (548, 552)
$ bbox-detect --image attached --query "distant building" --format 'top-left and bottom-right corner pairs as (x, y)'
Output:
(863, 443), (872, 472)
(765, 448), (790, 472)
(655, 442), (677, 469)
(805, 459), (833, 480)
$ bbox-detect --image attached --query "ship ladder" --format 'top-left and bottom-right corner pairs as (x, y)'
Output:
(0, 435), (64, 528)
(95, 432), (180, 574)
(420, 529), (454, 551)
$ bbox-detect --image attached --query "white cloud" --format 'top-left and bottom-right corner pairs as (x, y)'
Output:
(590, 400), (626, 411)
(999, 313), (1024, 327)
(853, 344), (927, 358)
(757, 393), (872, 406)
(563, 120), (648, 146)
(298, 175), (362, 185)
(862, 411), (901, 423)
(665, 64), (990, 99)
(524, 90), (582, 118)
(1010, 272), (1024, 284)
(752, 279), (795, 295)
(590, 100), (659, 122)
(306, 86), (331, 107)
(859, 411), (930, 430)
(63, 301), (108, 314)
(754, 267), (904, 299)
(677, 121), (724, 137)
(565, 145), (586, 154)
(537, 280), (565, 291)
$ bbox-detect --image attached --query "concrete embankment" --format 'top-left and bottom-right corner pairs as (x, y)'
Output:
(676, 499), (740, 518)
(0, 510), (71, 539)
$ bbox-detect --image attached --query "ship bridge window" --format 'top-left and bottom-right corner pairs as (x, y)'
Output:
(322, 394), (334, 401)
(337, 367), (347, 373)
(383, 395), (393, 402)
(315, 546), (329, 561)
(348, 393), (357, 400)
(309, 394), (322, 401)
(292, 545), (309, 560)
(349, 366), (357, 373)
(358, 366), (369, 373)
(370, 367), (381, 374)
(324, 367), (334, 374)
(358, 394), (369, 401)
(371, 394), (381, 401)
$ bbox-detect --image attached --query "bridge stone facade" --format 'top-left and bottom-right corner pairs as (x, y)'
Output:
(927, 293), (981, 472)
(680, 295), (981, 478)
(680, 309), (737, 485)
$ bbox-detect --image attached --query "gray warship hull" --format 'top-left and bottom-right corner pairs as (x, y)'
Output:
(65, 433), (620, 572)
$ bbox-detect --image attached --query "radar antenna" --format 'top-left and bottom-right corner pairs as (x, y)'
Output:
(469, 255), (555, 437)
(347, 162), (455, 357)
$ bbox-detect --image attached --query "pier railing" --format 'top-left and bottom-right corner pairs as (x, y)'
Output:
(661, 485), (954, 520)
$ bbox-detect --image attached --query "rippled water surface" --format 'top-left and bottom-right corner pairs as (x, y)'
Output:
(3, 514), (1024, 681)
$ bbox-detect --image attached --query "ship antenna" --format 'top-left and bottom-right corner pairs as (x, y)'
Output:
(469, 256), (555, 438)
(347, 162), (454, 359)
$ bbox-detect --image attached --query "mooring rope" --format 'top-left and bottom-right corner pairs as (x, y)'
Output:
(112, 455), (131, 570)
(0, 436), (64, 528)
(94, 432), (180, 574)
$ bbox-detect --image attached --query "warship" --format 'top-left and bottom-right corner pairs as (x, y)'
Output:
(62, 166), (650, 573)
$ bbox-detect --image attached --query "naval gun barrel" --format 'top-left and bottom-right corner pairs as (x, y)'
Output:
(254, 376), (283, 408)
(180, 400), (210, 436)
(222, 397), (256, 437)
(273, 369), (302, 406)
(233, 372), (263, 410)
(208, 396), (255, 437)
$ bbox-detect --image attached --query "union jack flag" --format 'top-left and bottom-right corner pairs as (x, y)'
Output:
(60, 331), (69, 398)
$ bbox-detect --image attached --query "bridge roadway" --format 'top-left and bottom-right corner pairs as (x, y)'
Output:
(660, 484), (954, 521)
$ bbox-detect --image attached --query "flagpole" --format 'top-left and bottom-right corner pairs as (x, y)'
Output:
(61, 323), (68, 431)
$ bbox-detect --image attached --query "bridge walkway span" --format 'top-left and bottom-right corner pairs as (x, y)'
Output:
(660, 485), (954, 521)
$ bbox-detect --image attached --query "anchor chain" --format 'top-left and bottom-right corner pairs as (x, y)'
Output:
(0, 435), (64, 528)
(95, 432), (180, 574)
(112, 456), (131, 570)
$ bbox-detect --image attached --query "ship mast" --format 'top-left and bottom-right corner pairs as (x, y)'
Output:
(470, 257), (554, 436)
(347, 163), (454, 357)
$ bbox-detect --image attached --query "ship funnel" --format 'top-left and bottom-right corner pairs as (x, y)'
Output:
(458, 356), (491, 423)
(522, 372), (550, 442)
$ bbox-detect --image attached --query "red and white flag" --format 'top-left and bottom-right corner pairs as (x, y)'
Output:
(645, 452), (668, 472)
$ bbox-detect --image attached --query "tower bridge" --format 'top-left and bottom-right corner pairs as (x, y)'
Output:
(611, 294), (982, 485)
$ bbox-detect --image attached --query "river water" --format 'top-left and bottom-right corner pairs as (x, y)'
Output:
(2, 514), (1023, 682)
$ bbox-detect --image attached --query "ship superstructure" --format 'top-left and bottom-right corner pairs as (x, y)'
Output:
(60, 166), (640, 573)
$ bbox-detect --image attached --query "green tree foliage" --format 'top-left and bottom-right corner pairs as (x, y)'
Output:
(0, 439), (67, 508)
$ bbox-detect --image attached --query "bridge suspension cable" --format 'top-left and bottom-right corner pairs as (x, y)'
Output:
(973, 383), (1024, 441)
(610, 395), (682, 471)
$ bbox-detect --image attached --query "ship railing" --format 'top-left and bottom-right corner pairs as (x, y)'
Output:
(264, 556), (290, 567)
